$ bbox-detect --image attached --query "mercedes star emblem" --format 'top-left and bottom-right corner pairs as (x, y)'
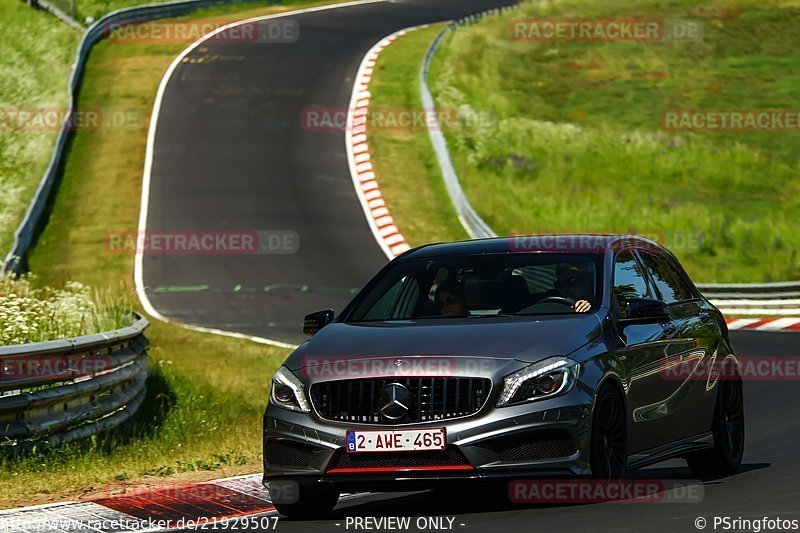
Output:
(377, 383), (411, 420)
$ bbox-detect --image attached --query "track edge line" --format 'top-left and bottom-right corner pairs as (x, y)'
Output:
(134, 0), (389, 350)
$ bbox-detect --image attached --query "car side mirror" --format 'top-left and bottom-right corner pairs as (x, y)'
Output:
(303, 309), (334, 336)
(622, 298), (670, 323)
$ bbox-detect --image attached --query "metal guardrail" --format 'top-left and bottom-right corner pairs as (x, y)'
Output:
(420, 7), (800, 315)
(30, 0), (85, 31)
(0, 315), (149, 448)
(4, 0), (272, 274)
(694, 282), (800, 315)
(420, 12), (507, 240)
(695, 281), (800, 298)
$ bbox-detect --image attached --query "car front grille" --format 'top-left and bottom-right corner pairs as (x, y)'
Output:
(264, 440), (318, 469)
(310, 377), (491, 424)
(499, 435), (578, 462)
(495, 432), (578, 462)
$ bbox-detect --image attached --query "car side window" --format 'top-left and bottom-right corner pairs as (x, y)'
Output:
(613, 252), (649, 317)
(361, 275), (418, 320)
(638, 251), (693, 304)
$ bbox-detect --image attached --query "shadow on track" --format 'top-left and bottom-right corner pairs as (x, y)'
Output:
(278, 462), (769, 522)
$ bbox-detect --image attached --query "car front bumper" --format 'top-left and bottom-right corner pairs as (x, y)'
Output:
(262, 385), (594, 492)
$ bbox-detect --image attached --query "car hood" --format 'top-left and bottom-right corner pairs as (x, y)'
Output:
(284, 314), (603, 371)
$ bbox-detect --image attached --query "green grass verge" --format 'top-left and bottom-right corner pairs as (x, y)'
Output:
(371, 0), (800, 283)
(0, 0), (355, 507)
(49, 0), (306, 29)
(0, 1), (80, 258)
(0, 273), (133, 345)
(0, 319), (283, 506)
(367, 25), (469, 246)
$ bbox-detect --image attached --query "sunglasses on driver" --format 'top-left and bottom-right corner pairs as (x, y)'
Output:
(435, 295), (463, 307)
(554, 276), (588, 290)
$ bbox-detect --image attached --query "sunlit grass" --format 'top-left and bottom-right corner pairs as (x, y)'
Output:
(0, 319), (286, 505)
(0, 1), (80, 257)
(367, 25), (470, 247)
(0, 0), (362, 507)
(421, 0), (800, 282)
(0, 273), (133, 345)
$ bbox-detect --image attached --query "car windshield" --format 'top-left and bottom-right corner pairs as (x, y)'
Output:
(347, 253), (603, 322)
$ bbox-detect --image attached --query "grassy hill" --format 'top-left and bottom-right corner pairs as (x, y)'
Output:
(422, 0), (800, 282)
(0, 1), (79, 257)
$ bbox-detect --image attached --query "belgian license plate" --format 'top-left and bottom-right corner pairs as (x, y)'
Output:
(346, 428), (446, 453)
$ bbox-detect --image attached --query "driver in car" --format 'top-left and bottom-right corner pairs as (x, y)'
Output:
(434, 279), (471, 317)
(554, 263), (593, 313)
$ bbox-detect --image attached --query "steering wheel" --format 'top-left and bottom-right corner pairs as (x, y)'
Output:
(535, 296), (575, 307)
(518, 296), (575, 314)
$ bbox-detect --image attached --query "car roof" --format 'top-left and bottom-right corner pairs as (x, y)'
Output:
(398, 234), (666, 261)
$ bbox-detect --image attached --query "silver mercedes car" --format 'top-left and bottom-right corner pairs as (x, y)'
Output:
(262, 236), (744, 518)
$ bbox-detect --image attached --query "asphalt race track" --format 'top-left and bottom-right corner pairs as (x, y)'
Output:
(140, 1), (800, 531)
(142, 0), (517, 344)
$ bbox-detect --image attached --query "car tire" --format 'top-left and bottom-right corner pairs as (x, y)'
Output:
(272, 485), (339, 519)
(589, 385), (627, 479)
(686, 375), (744, 477)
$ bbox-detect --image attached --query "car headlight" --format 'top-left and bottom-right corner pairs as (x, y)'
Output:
(496, 357), (580, 407)
(270, 366), (310, 413)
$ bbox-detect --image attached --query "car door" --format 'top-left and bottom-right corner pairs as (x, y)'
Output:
(610, 250), (682, 453)
(636, 249), (718, 442)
